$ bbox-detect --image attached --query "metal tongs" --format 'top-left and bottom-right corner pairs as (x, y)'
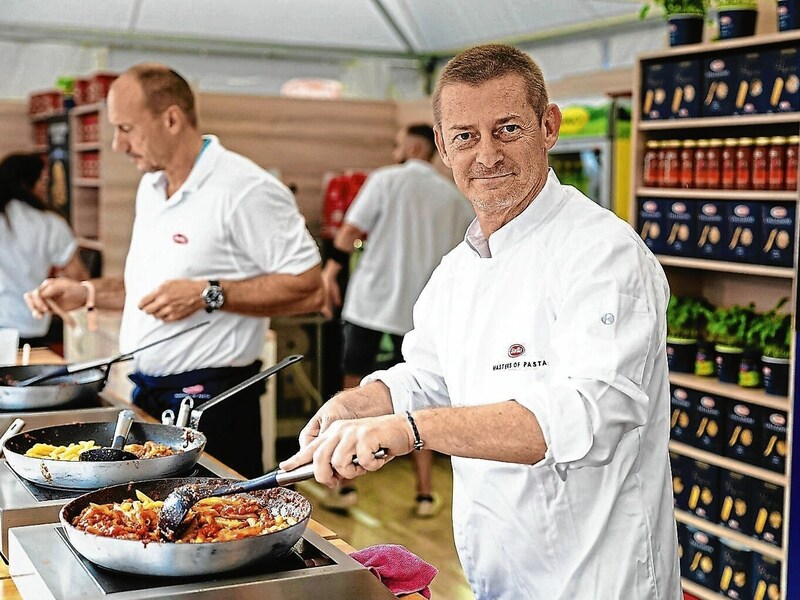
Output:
(161, 354), (303, 429)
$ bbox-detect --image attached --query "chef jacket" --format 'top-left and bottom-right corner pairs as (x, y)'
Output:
(121, 135), (320, 376)
(365, 170), (681, 600)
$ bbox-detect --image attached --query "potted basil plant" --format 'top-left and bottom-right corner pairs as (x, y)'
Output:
(667, 295), (713, 372)
(705, 303), (757, 384)
(640, 0), (709, 45)
(713, 0), (759, 39)
(748, 298), (792, 396)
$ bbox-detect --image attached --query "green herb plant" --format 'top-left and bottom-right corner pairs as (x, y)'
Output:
(712, 0), (758, 9)
(747, 298), (793, 359)
(705, 303), (758, 349)
(667, 295), (714, 340)
(640, 0), (709, 19)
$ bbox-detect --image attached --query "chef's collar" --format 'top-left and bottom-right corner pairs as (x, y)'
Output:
(465, 168), (563, 258)
(148, 134), (220, 201)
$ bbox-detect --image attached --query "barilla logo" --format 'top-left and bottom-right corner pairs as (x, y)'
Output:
(771, 413), (787, 427)
(771, 206), (789, 219)
(720, 15), (732, 26)
(674, 389), (688, 401)
(672, 202), (687, 214)
(700, 396), (715, 409)
(702, 204), (718, 216)
(182, 384), (204, 395)
(710, 59), (726, 72)
(173, 233), (189, 244)
(643, 201), (658, 213)
(508, 344), (525, 358)
(694, 531), (709, 544)
(734, 404), (750, 418)
(734, 205), (750, 218)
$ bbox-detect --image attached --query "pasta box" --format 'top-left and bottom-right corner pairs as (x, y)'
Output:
(725, 202), (760, 263)
(662, 200), (695, 257)
(687, 459), (719, 522)
(696, 201), (727, 260)
(760, 410), (787, 473)
(732, 50), (771, 115)
(702, 53), (739, 116)
(668, 59), (702, 118)
(670, 451), (691, 511)
(685, 526), (719, 589)
(642, 61), (673, 120)
(752, 481), (783, 547)
(670, 386), (695, 444)
(676, 522), (689, 574)
(719, 470), (754, 535)
(718, 539), (752, 600)
(691, 393), (724, 453)
(725, 401), (761, 465)
(764, 45), (800, 113)
(752, 554), (781, 600)
(637, 198), (669, 254)
(761, 203), (795, 267)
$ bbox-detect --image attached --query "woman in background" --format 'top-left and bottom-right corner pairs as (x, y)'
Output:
(0, 153), (87, 346)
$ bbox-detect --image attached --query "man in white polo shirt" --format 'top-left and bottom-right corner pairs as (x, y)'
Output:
(26, 64), (323, 477)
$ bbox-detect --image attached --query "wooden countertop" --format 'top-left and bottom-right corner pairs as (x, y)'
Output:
(6, 347), (426, 599)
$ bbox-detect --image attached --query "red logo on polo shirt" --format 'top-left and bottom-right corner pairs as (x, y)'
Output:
(173, 233), (189, 244)
(508, 344), (525, 358)
(182, 384), (204, 395)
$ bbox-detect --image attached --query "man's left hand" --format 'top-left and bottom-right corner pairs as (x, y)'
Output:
(138, 279), (205, 321)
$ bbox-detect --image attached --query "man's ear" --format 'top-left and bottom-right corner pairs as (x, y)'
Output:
(164, 105), (181, 131)
(434, 126), (451, 168)
(542, 104), (562, 151)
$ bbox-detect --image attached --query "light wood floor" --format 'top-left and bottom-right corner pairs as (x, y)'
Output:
(296, 453), (475, 600)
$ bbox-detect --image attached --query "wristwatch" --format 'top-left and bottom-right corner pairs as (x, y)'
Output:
(201, 280), (225, 313)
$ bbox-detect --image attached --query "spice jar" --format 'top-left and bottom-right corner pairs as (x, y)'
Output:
(706, 138), (723, 189)
(768, 136), (787, 191)
(662, 140), (681, 188)
(694, 139), (709, 189)
(721, 138), (738, 190)
(752, 137), (770, 191)
(643, 140), (661, 187)
(736, 137), (754, 190)
(679, 139), (696, 188)
(786, 135), (799, 191)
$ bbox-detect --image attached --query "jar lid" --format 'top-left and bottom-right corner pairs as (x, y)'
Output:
(738, 137), (754, 145)
(755, 136), (771, 145)
(646, 140), (659, 148)
(682, 139), (697, 148)
(709, 138), (723, 147)
(666, 139), (681, 148)
(696, 139), (709, 147)
(769, 136), (787, 144)
(788, 135), (799, 144)
(724, 138), (739, 146)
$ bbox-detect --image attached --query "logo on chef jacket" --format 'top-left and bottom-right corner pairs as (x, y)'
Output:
(172, 233), (189, 245)
(508, 344), (525, 358)
(492, 344), (547, 371)
(182, 384), (204, 395)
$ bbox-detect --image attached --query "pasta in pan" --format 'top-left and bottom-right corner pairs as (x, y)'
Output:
(25, 440), (178, 461)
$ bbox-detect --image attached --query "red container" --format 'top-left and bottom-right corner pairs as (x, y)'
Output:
(80, 113), (100, 143)
(85, 72), (118, 104)
(33, 122), (48, 147)
(80, 151), (100, 179)
(73, 78), (90, 106)
(28, 89), (62, 117)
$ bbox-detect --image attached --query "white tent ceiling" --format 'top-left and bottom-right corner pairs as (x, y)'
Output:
(0, 0), (648, 61)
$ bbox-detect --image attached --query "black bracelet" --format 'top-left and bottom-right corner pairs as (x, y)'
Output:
(405, 411), (424, 451)
(327, 245), (350, 268)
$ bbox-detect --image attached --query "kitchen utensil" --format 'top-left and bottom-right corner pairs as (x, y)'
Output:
(78, 410), (137, 462)
(159, 447), (387, 540)
(60, 477), (311, 576)
(0, 418), (24, 457)
(15, 320), (210, 387)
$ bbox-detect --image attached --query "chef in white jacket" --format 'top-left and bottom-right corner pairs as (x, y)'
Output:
(281, 43), (681, 600)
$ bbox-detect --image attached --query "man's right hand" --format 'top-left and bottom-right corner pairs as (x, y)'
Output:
(24, 278), (87, 318)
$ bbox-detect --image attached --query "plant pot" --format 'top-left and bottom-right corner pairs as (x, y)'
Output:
(778, 0), (800, 31)
(762, 355), (791, 396)
(715, 344), (744, 383)
(668, 14), (705, 46)
(717, 8), (758, 39)
(667, 337), (698, 372)
(695, 342), (716, 377)
(738, 352), (761, 388)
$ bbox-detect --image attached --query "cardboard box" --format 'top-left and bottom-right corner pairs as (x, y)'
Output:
(725, 202), (760, 263)
(696, 201), (727, 260)
(719, 470), (754, 535)
(761, 203), (795, 267)
(670, 386), (695, 444)
(760, 410), (787, 473)
(703, 54), (739, 116)
(688, 459), (719, 521)
(85, 72), (118, 104)
(733, 51), (771, 115)
(765, 46), (800, 113)
(663, 200), (695, 256)
(685, 526), (719, 589)
(752, 554), (781, 600)
(718, 539), (752, 600)
(725, 401), (761, 465)
(670, 451), (691, 511)
(676, 522), (689, 575)
(691, 393), (724, 453)
(669, 59), (702, 118)
(752, 481), (783, 546)
(642, 62), (673, 120)
(637, 198), (669, 254)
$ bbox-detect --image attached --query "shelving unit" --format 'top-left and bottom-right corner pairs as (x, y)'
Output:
(631, 31), (800, 600)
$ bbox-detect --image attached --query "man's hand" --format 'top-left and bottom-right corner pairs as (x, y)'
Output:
(25, 278), (87, 317)
(320, 260), (342, 320)
(138, 279), (205, 322)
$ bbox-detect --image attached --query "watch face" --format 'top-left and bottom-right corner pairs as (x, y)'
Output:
(203, 285), (224, 310)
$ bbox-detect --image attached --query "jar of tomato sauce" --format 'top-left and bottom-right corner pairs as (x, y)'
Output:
(721, 138), (738, 190)
(752, 137), (770, 191)
(679, 139), (696, 188)
(706, 138), (723, 189)
(694, 139), (709, 189)
(786, 135), (799, 191)
(736, 137), (754, 190)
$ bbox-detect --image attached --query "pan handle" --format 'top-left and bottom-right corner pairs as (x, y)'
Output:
(0, 419), (25, 458)
(188, 354), (303, 430)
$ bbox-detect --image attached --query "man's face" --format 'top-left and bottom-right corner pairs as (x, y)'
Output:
(107, 75), (169, 173)
(434, 74), (560, 218)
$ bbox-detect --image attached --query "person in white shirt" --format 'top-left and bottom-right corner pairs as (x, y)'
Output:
(0, 153), (87, 344)
(281, 44), (681, 599)
(27, 64), (323, 477)
(321, 124), (474, 516)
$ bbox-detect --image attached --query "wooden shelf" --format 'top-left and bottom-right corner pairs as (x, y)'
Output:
(656, 255), (795, 278)
(74, 141), (100, 152)
(637, 188), (798, 202)
(668, 372), (790, 411)
(639, 29), (800, 61)
(674, 509), (784, 560)
(681, 578), (727, 600)
(669, 441), (787, 487)
(69, 102), (104, 116)
(639, 113), (800, 131)
(73, 177), (100, 188)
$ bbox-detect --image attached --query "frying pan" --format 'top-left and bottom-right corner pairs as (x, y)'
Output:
(2, 354), (303, 490)
(59, 477), (311, 576)
(0, 365), (106, 411)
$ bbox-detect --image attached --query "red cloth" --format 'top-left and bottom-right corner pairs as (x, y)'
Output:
(350, 544), (438, 598)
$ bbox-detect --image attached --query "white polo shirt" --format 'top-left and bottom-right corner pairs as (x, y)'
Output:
(342, 159), (474, 335)
(120, 135), (320, 375)
(0, 200), (77, 337)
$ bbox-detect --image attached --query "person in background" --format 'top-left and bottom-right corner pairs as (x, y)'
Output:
(26, 64), (323, 477)
(282, 44), (680, 599)
(321, 123), (474, 517)
(0, 153), (88, 346)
